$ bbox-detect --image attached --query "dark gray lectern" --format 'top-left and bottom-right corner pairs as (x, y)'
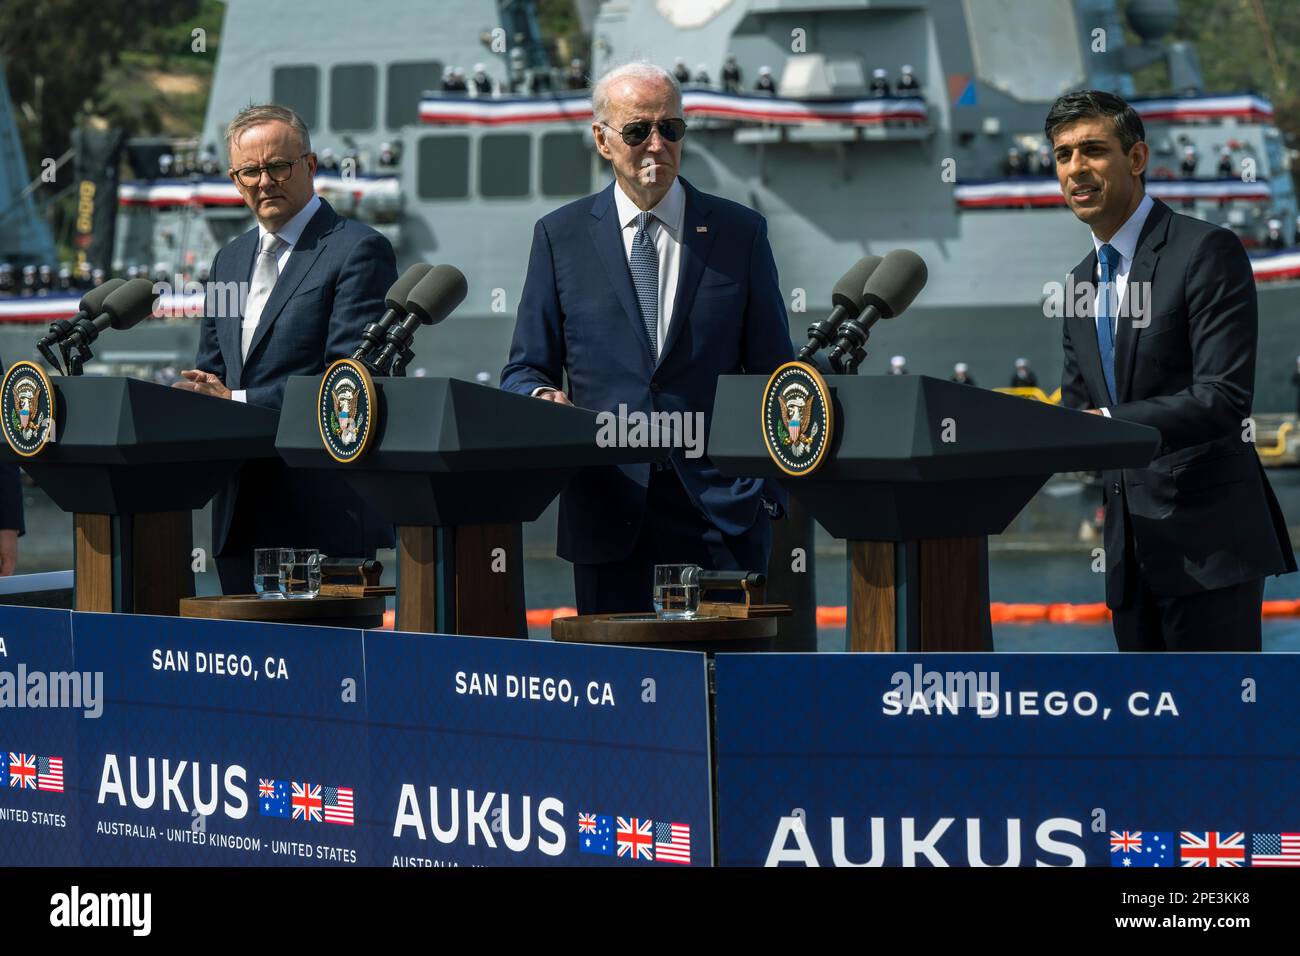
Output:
(710, 374), (1159, 651)
(276, 376), (666, 637)
(0, 377), (280, 614)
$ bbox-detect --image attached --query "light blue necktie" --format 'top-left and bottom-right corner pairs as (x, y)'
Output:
(629, 211), (659, 361)
(1096, 242), (1121, 404)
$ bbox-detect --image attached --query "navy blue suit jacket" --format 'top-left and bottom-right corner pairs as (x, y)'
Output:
(1062, 198), (1295, 607)
(0, 355), (23, 535)
(195, 198), (397, 559)
(501, 178), (793, 565)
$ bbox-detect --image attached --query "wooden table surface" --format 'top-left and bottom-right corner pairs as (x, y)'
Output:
(552, 612), (777, 645)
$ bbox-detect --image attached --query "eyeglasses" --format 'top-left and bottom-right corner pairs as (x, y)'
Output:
(601, 119), (687, 147)
(231, 153), (309, 187)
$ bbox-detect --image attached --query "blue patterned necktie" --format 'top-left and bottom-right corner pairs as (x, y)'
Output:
(629, 211), (659, 360)
(1096, 242), (1121, 404)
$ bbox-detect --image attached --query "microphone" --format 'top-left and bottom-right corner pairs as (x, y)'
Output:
(37, 278), (125, 370)
(827, 249), (928, 372)
(64, 278), (160, 350)
(797, 256), (882, 362)
(682, 567), (766, 590)
(352, 263), (434, 366)
(372, 265), (469, 374)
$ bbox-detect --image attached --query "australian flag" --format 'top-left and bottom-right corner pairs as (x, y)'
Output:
(578, 813), (615, 856)
(1110, 831), (1176, 867)
(259, 778), (291, 818)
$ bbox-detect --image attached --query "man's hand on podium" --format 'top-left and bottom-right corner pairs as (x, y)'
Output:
(174, 369), (233, 400)
(0, 529), (16, 576)
(534, 388), (573, 406)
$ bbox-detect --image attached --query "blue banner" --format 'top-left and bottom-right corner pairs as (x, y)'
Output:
(72, 613), (371, 866)
(365, 630), (713, 867)
(0, 607), (80, 865)
(714, 653), (1300, 867)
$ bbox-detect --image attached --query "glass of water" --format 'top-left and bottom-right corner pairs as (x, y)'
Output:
(280, 549), (323, 599)
(253, 548), (289, 598)
(654, 564), (700, 621)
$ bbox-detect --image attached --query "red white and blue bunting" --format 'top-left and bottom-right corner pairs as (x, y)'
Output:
(418, 89), (929, 127)
(954, 177), (1273, 209)
(118, 175), (399, 208)
(1130, 93), (1273, 124)
(0, 293), (207, 324)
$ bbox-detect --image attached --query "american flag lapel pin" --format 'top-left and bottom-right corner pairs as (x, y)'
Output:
(696, 225), (708, 233)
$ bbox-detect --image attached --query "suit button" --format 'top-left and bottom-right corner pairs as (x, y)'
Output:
(1112, 481), (1121, 495)
(649, 382), (661, 393)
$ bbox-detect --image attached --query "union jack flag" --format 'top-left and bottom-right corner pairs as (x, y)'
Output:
(7, 753), (36, 789)
(578, 812), (598, 834)
(1110, 831), (1142, 853)
(292, 782), (323, 823)
(259, 778), (276, 799)
(1179, 831), (1246, 867)
(616, 817), (654, 861)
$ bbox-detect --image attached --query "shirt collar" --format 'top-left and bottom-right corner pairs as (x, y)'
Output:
(258, 193), (321, 250)
(1091, 192), (1153, 264)
(613, 177), (685, 236)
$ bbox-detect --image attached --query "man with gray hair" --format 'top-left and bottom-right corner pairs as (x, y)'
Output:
(501, 61), (793, 614)
(175, 103), (396, 594)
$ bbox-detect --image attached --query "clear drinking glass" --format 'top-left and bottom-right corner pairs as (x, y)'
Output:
(280, 549), (322, 599)
(654, 564), (700, 620)
(254, 548), (290, 598)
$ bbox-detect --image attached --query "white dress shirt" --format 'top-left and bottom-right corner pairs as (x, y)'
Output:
(533, 178), (686, 398)
(1089, 192), (1153, 416)
(232, 193), (321, 403)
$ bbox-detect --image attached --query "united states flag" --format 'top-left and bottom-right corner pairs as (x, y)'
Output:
(322, 785), (354, 826)
(654, 822), (691, 865)
(616, 817), (654, 861)
(1251, 833), (1300, 867)
(1179, 832), (1246, 867)
(37, 756), (63, 793)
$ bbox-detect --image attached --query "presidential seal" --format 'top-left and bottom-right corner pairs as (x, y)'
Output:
(1, 360), (56, 457)
(317, 358), (377, 463)
(761, 361), (833, 476)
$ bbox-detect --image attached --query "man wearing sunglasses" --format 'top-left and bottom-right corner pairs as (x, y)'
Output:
(502, 61), (794, 614)
(175, 104), (397, 595)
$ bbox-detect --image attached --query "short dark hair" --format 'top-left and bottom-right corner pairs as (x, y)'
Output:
(1044, 89), (1145, 152)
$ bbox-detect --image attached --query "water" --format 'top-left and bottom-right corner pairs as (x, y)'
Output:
(252, 573), (283, 597)
(653, 584), (700, 620)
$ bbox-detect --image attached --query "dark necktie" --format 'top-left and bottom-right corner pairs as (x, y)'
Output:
(629, 211), (659, 361)
(1096, 242), (1121, 404)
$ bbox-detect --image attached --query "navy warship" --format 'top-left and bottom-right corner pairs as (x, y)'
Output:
(3, 0), (1300, 413)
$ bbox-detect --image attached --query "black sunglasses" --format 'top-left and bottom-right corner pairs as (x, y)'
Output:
(601, 118), (687, 146)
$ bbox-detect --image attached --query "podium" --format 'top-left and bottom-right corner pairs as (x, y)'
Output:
(710, 374), (1159, 651)
(277, 376), (666, 637)
(0, 377), (280, 614)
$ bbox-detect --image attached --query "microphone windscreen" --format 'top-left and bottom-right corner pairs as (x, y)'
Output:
(831, 255), (883, 314)
(861, 249), (928, 318)
(404, 264), (468, 325)
(385, 263), (434, 312)
(78, 278), (125, 317)
(101, 278), (161, 331)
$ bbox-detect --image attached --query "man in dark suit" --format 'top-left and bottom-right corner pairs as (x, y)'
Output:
(1049, 89), (1295, 651)
(174, 104), (396, 594)
(0, 354), (22, 575)
(501, 61), (793, 614)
